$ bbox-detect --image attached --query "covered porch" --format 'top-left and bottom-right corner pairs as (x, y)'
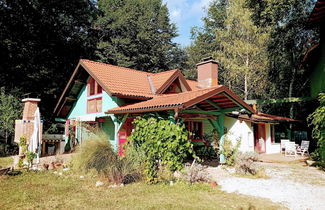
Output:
(106, 86), (255, 163)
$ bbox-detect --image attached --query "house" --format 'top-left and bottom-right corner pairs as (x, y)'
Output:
(53, 58), (295, 162)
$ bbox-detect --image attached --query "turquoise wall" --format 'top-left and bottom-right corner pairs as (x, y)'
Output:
(66, 84), (124, 148)
(102, 117), (116, 147)
(67, 84), (123, 119)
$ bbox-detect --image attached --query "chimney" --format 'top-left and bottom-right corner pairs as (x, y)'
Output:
(22, 98), (41, 120)
(197, 57), (218, 88)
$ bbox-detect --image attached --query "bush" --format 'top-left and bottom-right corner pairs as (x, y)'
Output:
(129, 116), (194, 183)
(235, 152), (259, 175)
(308, 92), (325, 167)
(183, 161), (209, 183)
(220, 135), (241, 166)
(72, 132), (141, 184)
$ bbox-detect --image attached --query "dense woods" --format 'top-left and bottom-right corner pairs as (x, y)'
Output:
(0, 0), (320, 141)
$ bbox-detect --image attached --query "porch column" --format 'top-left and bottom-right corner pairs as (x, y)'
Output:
(217, 114), (225, 164)
(110, 114), (128, 150)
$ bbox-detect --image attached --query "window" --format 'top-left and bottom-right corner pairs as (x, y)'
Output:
(88, 77), (102, 96)
(185, 121), (203, 141)
(87, 97), (102, 113)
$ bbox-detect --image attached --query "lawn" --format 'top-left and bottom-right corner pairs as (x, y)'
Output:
(0, 170), (284, 210)
(0, 156), (13, 167)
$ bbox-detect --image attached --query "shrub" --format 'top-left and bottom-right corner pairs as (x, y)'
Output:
(72, 132), (141, 184)
(220, 135), (241, 166)
(72, 132), (117, 173)
(129, 116), (194, 183)
(183, 160), (209, 183)
(235, 152), (259, 175)
(26, 151), (36, 169)
(308, 92), (325, 168)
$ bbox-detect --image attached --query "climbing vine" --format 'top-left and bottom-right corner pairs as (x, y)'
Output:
(128, 116), (194, 183)
(308, 93), (325, 167)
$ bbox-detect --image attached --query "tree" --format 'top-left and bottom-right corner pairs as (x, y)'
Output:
(184, 0), (228, 80)
(95, 0), (183, 72)
(0, 87), (22, 144)
(248, 0), (318, 117)
(214, 0), (269, 100)
(185, 0), (269, 100)
(0, 0), (98, 120)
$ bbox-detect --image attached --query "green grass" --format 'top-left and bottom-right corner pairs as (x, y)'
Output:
(0, 171), (285, 210)
(0, 156), (13, 167)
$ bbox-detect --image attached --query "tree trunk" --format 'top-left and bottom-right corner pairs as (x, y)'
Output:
(244, 56), (249, 100)
(244, 74), (248, 100)
(289, 49), (297, 119)
(5, 130), (8, 144)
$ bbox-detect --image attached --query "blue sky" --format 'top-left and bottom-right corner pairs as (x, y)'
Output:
(163, 0), (212, 47)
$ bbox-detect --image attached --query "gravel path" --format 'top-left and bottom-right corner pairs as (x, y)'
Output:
(207, 162), (325, 210)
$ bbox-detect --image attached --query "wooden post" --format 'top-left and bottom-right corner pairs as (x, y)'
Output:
(217, 114), (225, 164)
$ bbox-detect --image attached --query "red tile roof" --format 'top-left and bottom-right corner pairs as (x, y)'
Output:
(80, 59), (189, 98)
(106, 86), (255, 114)
(186, 80), (200, 90)
(55, 59), (255, 117)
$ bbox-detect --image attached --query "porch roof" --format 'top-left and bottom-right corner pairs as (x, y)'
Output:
(227, 112), (298, 123)
(105, 86), (255, 114)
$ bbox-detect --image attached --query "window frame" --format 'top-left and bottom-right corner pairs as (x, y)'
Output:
(87, 97), (102, 113)
(87, 77), (103, 96)
(185, 120), (204, 141)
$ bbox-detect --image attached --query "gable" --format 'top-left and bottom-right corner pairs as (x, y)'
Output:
(54, 59), (193, 117)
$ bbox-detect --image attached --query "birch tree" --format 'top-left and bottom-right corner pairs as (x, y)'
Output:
(214, 0), (269, 100)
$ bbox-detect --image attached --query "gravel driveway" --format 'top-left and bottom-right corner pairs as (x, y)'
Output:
(207, 162), (325, 210)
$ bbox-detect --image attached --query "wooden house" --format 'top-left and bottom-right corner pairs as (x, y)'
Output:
(54, 58), (295, 162)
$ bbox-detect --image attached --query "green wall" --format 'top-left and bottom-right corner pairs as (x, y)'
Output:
(311, 29), (325, 98)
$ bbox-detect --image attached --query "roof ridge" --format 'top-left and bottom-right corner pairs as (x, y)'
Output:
(80, 59), (154, 75)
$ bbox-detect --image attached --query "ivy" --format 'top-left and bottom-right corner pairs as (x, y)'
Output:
(128, 116), (194, 183)
(308, 93), (325, 164)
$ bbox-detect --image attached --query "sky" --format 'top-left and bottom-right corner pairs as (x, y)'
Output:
(163, 0), (212, 47)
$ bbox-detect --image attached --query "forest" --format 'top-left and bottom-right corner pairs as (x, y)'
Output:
(0, 0), (320, 142)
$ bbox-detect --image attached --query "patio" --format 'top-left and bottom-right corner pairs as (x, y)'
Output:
(258, 153), (308, 164)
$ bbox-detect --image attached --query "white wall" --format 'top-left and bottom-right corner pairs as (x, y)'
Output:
(265, 124), (281, 154)
(224, 116), (254, 153)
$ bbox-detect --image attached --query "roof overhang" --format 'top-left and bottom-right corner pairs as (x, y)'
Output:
(227, 113), (298, 124)
(105, 86), (255, 115)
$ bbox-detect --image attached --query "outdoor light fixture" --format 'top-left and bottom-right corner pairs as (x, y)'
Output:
(231, 111), (240, 115)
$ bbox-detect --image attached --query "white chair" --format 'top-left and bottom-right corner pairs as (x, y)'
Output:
(297, 140), (309, 156)
(281, 139), (290, 154)
(285, 142), (297, 157)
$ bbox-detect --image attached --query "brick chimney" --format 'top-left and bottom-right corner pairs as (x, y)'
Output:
(22, 98), (41, 120)
(197, 57), (219, 88)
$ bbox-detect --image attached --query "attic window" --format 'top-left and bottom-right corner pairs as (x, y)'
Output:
(88, 77), (102, 96)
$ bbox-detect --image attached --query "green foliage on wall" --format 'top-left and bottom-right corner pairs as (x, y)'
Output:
(308, 93), (325, 165)
(129, 116), (194, 183)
